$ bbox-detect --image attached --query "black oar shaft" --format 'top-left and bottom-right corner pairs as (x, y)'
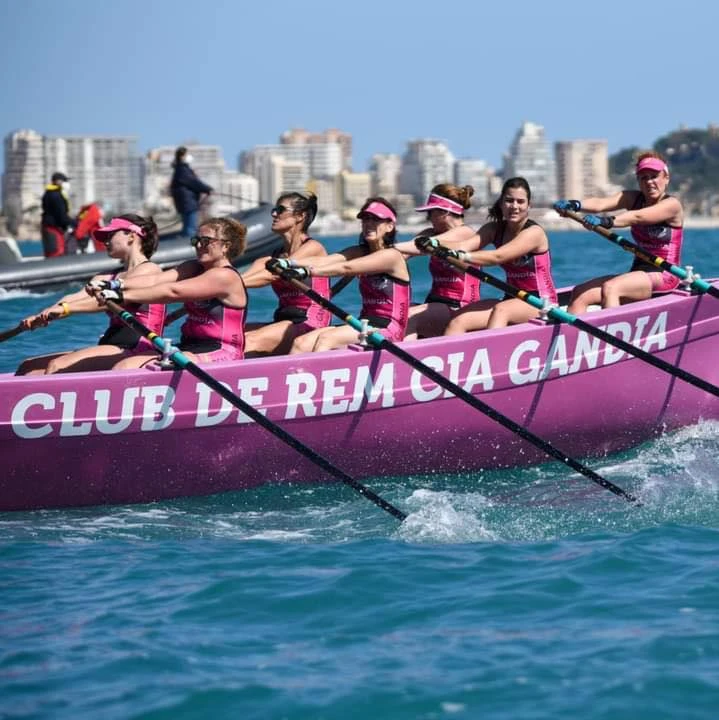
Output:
(0, 323), (25, 344)
(436, 253), (719, 399)
(278, 273), (638, 504)
(566, 209), (719, 300)
(103, 299), (407, 521)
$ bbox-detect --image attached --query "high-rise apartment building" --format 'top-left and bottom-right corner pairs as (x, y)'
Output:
(554, 139), (610, 199)
(2, 129), (45, 234)
(281, 128), (353, 171)
(503, 122), (556, 206)
(399, 139), (455, 203)
(340, 171), (372, 217)
(369, 153), (401, 197)
(454, 159), (493, 207)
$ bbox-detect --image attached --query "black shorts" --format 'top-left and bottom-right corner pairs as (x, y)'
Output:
(98, 325), (140, 350)
(424, 292), (460, 310)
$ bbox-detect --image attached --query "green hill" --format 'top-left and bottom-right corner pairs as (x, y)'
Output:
(609, 125), (719, 214)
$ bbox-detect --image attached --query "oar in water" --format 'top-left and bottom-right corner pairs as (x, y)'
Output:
(98, 296), (407, 522)
(164, 276), (356, 326)
(418, 241), (719, 399)
(565, 209), (719, 300)
(265, 264), (639, 505)
(0, 323), (26, 344)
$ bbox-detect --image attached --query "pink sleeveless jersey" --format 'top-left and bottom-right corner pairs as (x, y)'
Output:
(270, 240), (331, 329)
(359, 272), (411, 341)
(495, 220), (558, 303)
(629, 194), (683, 291)
(426, 255), (480, 307)
(180, 269), (247, 361)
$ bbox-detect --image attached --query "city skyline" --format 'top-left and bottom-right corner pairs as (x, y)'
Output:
(0, 0), (714, 177)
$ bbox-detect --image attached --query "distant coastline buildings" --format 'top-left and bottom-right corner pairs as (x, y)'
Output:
(2, 122), (621, 236)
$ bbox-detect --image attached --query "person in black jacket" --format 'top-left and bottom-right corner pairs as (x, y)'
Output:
(41, 172), (74, 257)
(170, 146), (213, 237)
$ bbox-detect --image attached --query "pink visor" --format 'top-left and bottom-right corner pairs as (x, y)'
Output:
(636, 157), (669, 175)
(357, 201), (397, 222)
(415, 193), (465, 215)
(92, 217), (144, 242)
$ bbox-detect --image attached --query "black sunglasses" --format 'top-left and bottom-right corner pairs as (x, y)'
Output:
(271, 204), (296, 216)
(190, 235), (221, 249)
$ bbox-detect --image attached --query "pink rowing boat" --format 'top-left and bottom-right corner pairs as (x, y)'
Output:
(1, 283), (718, 511)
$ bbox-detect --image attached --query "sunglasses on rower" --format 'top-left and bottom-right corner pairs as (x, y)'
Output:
(190, 235), (222, 249)
(271, 204), (297, 216)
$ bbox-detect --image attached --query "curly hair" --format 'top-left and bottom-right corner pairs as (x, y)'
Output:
(198, 217), (247, 260)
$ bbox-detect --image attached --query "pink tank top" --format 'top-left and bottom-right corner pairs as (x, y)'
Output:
(180, 269), (246, 354)
(629, 194), (683, 270)
(270, 240), (331, 326)
(427, 255), (480, 306)
(359, 272), (411, 332)
(495, 220), (557, 303)
(106, 269), (166, 335)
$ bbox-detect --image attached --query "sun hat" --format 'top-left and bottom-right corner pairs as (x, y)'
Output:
(414, 192), (465, 215)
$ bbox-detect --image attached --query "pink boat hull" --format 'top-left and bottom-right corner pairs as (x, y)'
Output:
(2, 285), (718, 511)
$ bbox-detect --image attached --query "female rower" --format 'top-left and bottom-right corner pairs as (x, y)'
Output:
(241, 192), (330, 355)
(97, 217), (248, 369)
(394, 184), (479, 339)
(285, 197), (410, 353)
(554, 150), (684, 313)
(15, 214), (165, 375)
(418, 177), (557, 334)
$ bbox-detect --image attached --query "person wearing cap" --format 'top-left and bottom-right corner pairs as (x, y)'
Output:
(170, 146), (213, 238)
(418, 177), (557, 334)
(16, 214), (166, 375)
(282, 196), (411, 353)
(394, 184), (479, 339)
(40, 171), (74, 257)
(241, 192), (332, 356)
(554, 150), (684, 313)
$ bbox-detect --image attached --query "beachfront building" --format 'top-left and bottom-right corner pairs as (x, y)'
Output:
(554, 139), (612, 199)
(2, 129), (45, 235)
(340, 171), (372, 219)
(454, 158), (493, 207)
(503, 121), (556, 206)
(43, 135), (142, 215)
(281, 128), (353, 172)
(369, 153), (401, 198)
(240, 142), (343, 204)
(399, 139), (455, 204)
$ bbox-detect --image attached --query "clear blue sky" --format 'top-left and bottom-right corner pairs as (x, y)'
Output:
(0, 0), (714, 175)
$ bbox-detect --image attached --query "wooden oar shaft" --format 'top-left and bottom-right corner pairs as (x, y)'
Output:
(565, 210), (719, 300)
(102, 299), (407, 521)
(0, 323), (26, 344)
(278, 272), (639, 504)
(435, 251), (719, 399)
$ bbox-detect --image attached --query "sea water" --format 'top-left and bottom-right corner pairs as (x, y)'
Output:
(2, 230), (719, 719)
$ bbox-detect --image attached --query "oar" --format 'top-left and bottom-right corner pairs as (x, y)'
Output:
(565, 209), (719, 300)
(99, 297), (407, 521)
(164, 278), (355, 327)
(0, 323), (26, 344)
(267, 266), (639, 505)
(422, 244), (719, 399)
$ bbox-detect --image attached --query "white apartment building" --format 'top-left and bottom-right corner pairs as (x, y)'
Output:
(2, 129), (44, 234)
(43, 135), (142, 214)
(399, 139), (455, 203)
(241, 143), (343, 203)
(340, 171), (372, 217)
(454, 158), (493, 207)
(554, 139), (611, 200)
(369, 153), (401, 198)
(281, 128), (353, 171)
(310, 177), (340, 215)
(503, 121), (557, 206)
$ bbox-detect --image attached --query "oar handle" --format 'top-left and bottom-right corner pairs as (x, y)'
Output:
(269, 266), (639, 505)
(100, 298), (407, 521)
(564, 210), (719, 299)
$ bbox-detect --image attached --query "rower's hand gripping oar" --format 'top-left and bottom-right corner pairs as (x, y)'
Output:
(564, 209), (719, 300)
(265, 260), (639, 505)
(416, 237), (719, 400)
(93, 291), (407, 521)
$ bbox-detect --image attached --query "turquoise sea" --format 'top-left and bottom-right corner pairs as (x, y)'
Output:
(2, 230), (719, 719)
